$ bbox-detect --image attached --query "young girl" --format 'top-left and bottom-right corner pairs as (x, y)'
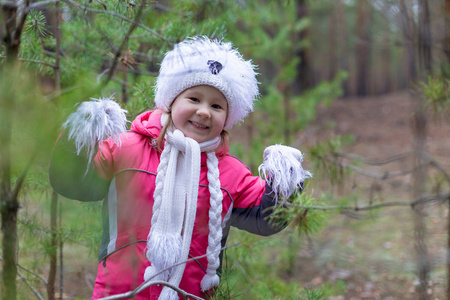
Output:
(50, 37), (311, 300)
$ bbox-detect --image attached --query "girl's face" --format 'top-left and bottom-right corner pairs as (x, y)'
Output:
(171, 85), (228, 143)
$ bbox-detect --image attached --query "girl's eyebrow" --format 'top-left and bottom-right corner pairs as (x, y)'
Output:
(185, 91), (203, 98)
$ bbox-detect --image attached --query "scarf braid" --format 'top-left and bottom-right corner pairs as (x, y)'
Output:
(144, 127), (223, 299)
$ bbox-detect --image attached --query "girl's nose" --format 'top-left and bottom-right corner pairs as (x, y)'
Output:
(196, 106), (211, 118)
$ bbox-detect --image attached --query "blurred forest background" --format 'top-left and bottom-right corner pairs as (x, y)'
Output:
(1, 0), (450, 299)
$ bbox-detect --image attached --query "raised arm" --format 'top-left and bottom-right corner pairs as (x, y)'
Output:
(49, 130), (109, 201)
(230, 145), (311, 236)
(49, 97), (128, 201)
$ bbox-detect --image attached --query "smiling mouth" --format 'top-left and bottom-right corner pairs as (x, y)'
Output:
(189, 121), (208, 129)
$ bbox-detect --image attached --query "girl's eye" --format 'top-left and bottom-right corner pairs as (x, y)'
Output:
(189, 97), (199, 102)
(212, 104), (222, 109)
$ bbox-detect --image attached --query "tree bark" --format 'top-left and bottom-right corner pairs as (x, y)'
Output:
(294, 0), (314, 95)
(47, 192), (58, 300)
(411, 93), (430, 300)
(399, 0), (416, 83)
(0, 1), (29, 298)
(0, 104), (16, 300)
(355, 0), (372, 96)
(444, 0), (450, 64)
(328, 2), (338, 81)
(335, 0), (350, 96)
(418, 0), (432, 73)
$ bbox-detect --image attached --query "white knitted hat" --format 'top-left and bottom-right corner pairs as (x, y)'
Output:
(154, 36), (259, 130)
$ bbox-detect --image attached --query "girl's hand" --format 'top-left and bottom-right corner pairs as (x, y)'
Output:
(258, 145), (312, 201)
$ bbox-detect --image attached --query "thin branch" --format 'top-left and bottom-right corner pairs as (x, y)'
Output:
(12, 152), (37, 201)
(17, 270), (45, 300)
(12, 0), (30, 43)
(0, 256), (48, 286)
(98, 242), (241, 300)
(0, 0), (61, 10)
(327, 151), (450, 185)
(103, 0), (145, 84)
(63, 0), (172, 42)
(151, 2), (192, 16)
(17, 263), (48, 285)
(334, 151), (415, 165)
(422, 152), (450, 183)
(99, 281), (205, 300)
(285, 193), (450, 211)
(0, 55), (58, 68)
(28, 0), (61, 10)
(21, 58), (57, 68)
(320, 155), (430, 180)
(45, 85), (78, 102)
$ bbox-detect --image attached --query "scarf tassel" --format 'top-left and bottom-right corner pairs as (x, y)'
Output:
(200, 270), (221, 291)
(145, 232), (182, 281)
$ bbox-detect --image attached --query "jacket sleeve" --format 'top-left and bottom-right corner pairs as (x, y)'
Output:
(49, 130), (110, 201)
(225, 157), (290, 236)
(230, 181), (289, 236)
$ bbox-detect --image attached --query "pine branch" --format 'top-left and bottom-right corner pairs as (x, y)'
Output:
(97, 243), (241, 300)
(62, 0), (172, 42)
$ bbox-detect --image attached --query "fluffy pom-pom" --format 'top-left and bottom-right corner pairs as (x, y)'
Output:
(200, 270), (220, 292)
(143, 265), (165, 282)
(146, 232), (182, 279)
(63, 96), (128, 167)
(258, 145), (312, 201)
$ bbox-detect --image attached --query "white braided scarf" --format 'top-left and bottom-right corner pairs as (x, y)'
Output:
(144, 127), (224, 299)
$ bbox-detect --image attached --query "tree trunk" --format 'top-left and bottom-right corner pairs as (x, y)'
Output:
(47, 192), (58, 300)
(418, 0), (432, 73)
(335, 0), (350, 96)
(328, 2), (338, 81)
(444, 0), (450, 64)
(0, 107), (16, 300)
(355, 0), (372, 96)
(399, 0), (417, 82)
(0, 2), (29, 299)
(448, 195), (450, 300)
(381, 35), (392, 94)
(411, 93), (430, 300)
(48, 4), (62, 298)
(294, 0), (313, 95)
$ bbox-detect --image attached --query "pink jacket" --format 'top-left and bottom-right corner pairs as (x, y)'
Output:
(50, 110), (284, 299)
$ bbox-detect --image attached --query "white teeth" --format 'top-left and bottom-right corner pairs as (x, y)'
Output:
(191, 121), (207, 129)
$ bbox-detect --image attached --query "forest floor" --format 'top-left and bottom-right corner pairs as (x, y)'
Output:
(283, 90), (450, 300)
